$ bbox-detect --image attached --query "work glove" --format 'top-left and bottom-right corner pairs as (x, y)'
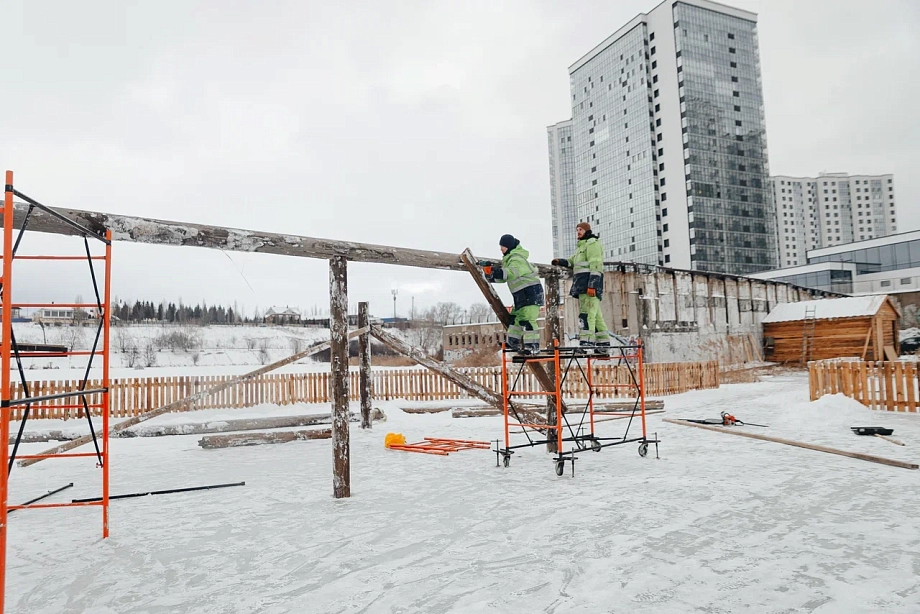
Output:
(586, 288), (596, 297)
(483, 265), (493, 276)
(552, 258), (570, 268)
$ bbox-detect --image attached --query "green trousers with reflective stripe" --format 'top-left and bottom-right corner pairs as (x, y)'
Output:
(577, 294), (609, 344)
(507, 304), (541, 349)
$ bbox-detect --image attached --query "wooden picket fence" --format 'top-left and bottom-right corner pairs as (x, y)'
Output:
(809, 359), (920, 412)
(7, 361), (720, 421)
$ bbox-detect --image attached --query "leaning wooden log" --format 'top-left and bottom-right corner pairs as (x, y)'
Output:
(370, 325), (547, 426)
(198, 429), (332, 449)
(6, 201), (560, 276)
(18, 328), (368, 468)
(460, 250), (568, 423)
(663, 418), (918, 470)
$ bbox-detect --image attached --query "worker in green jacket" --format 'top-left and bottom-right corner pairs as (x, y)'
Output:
(552, 222), (611, 353)
(480, 234), (544, 355)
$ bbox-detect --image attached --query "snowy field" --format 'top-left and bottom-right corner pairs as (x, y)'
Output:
(6, 372), (920, 613)
(10, 322), (424, 381)
(12, 322), (332, 374)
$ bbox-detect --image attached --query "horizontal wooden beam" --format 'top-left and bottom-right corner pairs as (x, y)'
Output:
(6, 201), (558, 275)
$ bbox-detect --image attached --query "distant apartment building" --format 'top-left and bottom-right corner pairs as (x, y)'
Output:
(548, 0), (776, 275)
(772, 173), (897, 267)
(547, 120), (578, 259)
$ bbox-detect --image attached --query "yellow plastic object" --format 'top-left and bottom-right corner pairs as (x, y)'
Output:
(384, 433), (406, 449)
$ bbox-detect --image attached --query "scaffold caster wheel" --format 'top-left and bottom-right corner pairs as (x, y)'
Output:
(638, 442), (649, 458)
(503, 455), (510, 468)
(554, 460), (565, 476)
(591, 440), (601, 452)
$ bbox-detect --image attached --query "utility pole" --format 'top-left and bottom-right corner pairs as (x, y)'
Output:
(391, 288), (398, 320)
(411, 296), (415, 321)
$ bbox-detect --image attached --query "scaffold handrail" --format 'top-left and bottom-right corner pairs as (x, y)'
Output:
(2, 389), (108, 407)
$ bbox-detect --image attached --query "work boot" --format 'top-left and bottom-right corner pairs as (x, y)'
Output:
(575, 340), (594, 356)
(505, 337), (522, 353)
(521, 342), (540, 356)
(593, 341), (611, 356)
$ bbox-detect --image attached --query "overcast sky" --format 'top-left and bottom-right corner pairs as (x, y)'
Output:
(3, 0), (917, 318)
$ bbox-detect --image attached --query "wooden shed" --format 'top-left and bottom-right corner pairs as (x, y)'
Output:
(762, 295), (901, 363)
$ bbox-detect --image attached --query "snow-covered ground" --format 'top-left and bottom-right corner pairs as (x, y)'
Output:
(6, 373), (920, 613)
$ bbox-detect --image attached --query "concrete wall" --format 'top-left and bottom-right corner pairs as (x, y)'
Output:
(562, 264), (837, 364)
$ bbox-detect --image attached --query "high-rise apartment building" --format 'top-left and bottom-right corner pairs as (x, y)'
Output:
(549, 0), (776, 275)
(547, 120), (577, 259)
(773, 173), (898, 267)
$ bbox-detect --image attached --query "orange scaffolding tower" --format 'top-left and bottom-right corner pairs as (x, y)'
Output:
(0, 171), (112, 613)
(495, 341), (659, 476)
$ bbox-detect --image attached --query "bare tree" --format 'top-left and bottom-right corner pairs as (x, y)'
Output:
(289, 336), (306, 354)
(256, 339), (271, 365)
(404, 307), (444, 355)
(468, 303), (492, 324)
(143, 342), (158, 367)
(431, 302), (464, 325)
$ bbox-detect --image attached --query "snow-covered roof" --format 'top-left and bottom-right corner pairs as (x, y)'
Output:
(762, 296), (891, 324)
(265, 307), (301, 317)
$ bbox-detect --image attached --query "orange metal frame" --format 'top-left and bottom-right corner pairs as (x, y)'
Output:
(502, 343), (563, 453)
(0, 171), (112, 614)
(388, 437), (491, 456)
(585, 345), (647, 442)
(498, 340), (649, 470)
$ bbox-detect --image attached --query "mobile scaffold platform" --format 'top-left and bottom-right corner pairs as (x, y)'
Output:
(494, 341), (660, 476)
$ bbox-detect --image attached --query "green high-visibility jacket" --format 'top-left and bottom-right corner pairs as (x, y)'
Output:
(569, 236), (604, 298)
(491, 245), (544, 309)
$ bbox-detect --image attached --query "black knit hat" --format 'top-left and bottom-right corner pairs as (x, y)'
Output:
(499, 234), (519, 250)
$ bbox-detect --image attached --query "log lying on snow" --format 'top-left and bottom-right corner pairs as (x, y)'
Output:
(400, 406), (453, 414)
(664, 418), (918, 470)
(8, 431), (86, 444)
(18, 328), (368, 467)
(116, 408), (386, 438)
(450, 400), (664, 418)
(198, 429), (332, 449)
(454, 407), (665, 420)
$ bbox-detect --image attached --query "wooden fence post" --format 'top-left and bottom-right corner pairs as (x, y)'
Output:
(358, 302), (372, 429)
(329, 255), (350, 499)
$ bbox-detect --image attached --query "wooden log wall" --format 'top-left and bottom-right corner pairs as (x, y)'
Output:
(7, 361), (719, 420)
(809, 359), (920, 412)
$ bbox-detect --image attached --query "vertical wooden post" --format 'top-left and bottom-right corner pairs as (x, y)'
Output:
(329, 256), (350, 499)
(358, 301), (372, 429)
(544, 272), (561, 453)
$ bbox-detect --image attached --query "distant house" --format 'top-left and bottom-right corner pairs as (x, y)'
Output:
(32, 307), (100, 327)
(264, 307), (301, 325)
